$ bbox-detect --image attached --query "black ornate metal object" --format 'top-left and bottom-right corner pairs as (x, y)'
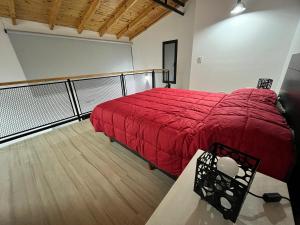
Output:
(194, 143), (260, 223)
(257, 78), (273, 89)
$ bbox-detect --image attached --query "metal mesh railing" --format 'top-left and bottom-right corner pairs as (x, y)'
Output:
(73, 76), (123, 114)
(125, 73), (153, 95)
(154, 72), (165, 88)
(0, 69), (169, 144)
(0, 82), (76, 139)
(125, 71), (165, 95)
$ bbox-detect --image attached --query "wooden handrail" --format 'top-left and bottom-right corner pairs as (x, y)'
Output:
(0, 69), (168, 87)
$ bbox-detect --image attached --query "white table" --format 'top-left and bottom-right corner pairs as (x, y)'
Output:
(146, 150), (294, 225)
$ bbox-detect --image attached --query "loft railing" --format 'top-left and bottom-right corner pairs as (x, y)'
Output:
(0, 69), (170, 144)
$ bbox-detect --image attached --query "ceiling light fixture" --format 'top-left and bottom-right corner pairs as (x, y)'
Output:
(231, 0), (246, 15)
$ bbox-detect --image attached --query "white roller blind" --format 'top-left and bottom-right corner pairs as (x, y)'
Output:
(8, 31), (133, 80)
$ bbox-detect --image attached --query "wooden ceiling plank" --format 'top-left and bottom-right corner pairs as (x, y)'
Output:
(116, 4), (157, 39)
(98, 0), (139, 37)
(129, 9), (169, 40)
(48, 0), (63, 30)
(1, 0), (180, 38)
(77, 0), (103, 34)
(7, 0), (16, 25)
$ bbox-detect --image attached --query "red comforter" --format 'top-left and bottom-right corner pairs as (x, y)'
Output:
(90, 88), (294, 180)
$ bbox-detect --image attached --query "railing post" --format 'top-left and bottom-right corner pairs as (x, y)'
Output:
(151, 70), (156, 88)
(166, 71), (171, 88)
(120, 74), (126, 96)
(67, 79), (81, 121)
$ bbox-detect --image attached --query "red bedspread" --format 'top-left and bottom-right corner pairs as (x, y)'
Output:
(90, 88), (294, 180)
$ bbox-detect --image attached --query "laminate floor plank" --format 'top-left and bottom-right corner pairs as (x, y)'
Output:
(0, 120), (174, 225)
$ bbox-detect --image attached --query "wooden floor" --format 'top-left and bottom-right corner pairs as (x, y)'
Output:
(0, 120), (174, 225)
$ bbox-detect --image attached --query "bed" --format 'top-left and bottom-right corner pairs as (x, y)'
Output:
(90, 87), (294, 181)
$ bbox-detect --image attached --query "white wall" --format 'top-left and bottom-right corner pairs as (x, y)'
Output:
(189, 0), (300, 93)
(132, 0), (196, 89)
(132, 0), (300, 93)
(291, 20), (300, 55)
(277, 18), (300, 92)
(0, 20), (25, 82)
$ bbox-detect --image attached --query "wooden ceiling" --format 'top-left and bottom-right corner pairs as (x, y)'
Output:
(0, 0), (183, 40)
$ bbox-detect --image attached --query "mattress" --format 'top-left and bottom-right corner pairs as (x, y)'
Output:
(90, 88), (294, 180)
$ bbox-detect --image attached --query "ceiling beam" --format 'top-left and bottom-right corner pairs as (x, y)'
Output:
(7, 0), (16, 25)
(172, 0), (185, 7)
(129, 10), (169, 40)
(116, 4), (157, 39)
(48, 0), (63, 30)
(98, 0), (139, 37)
(152, 0), (184, 15)
(77, 0), (103, 34)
